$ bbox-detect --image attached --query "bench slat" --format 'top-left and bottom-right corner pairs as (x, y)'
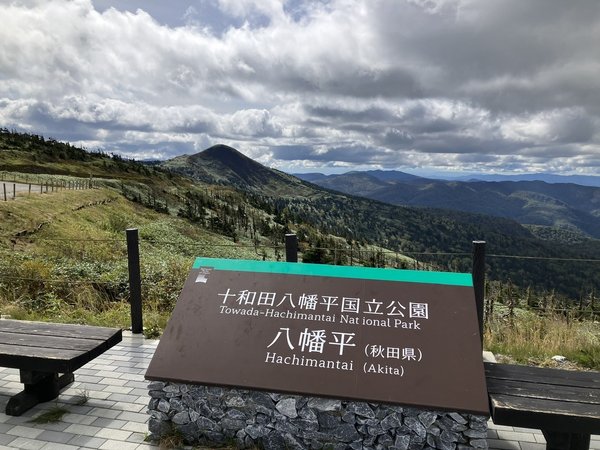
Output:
(490, 393), (600, 434)
(486, 362), (600, 389)
(0, 320), (121, 341)
(487, 377), (600, 405)
(0, 342), (89, 373)
(0, 331), (114, 352)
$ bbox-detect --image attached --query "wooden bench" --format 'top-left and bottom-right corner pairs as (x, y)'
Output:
(485, 361), (600, 450)
(0, 319), (122, 416)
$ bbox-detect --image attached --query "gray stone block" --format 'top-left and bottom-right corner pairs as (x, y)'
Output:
(331, 423), (361, 442)
(172, 410), (190, 425)
(263, 430), (286, 450)
(277, 397), (299, 418)
(347, 402), (376, 418)
(307, 397), (342, 412)
(395, 433), (411, 450)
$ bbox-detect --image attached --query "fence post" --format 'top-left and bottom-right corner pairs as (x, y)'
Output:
(472, 240), (486, 346)
(12, 183), (16, 199)
(2, 183), (6, 201)
(126, 228), (143, 334)
(285, 234), (298, 263)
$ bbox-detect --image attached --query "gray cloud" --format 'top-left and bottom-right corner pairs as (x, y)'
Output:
(0, 0), (599, 174)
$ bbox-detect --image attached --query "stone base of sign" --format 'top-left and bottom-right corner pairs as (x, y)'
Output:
(147, 381), (488, 450)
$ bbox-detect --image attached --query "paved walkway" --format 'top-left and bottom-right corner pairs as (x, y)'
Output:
(0, 332), (597, 449)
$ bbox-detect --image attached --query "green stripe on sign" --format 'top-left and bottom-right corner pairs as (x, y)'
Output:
(192, 257), (473, 287)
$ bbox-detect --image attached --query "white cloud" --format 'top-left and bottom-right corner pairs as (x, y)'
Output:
(0, 0), (599, 174)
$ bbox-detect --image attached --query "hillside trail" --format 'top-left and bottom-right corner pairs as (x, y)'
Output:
(1, 182), (43, 200)
(0, 181), (90, 200)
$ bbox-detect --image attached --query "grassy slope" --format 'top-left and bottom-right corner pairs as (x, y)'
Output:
(0, 187), (279, 332)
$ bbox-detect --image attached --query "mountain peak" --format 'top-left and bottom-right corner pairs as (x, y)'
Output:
(163, 144), (311, 196)
(200, 144), (247, 160)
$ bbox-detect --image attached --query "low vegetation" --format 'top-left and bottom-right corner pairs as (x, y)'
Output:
(484, 282), (599, 369)
(29, 405), (70, 424)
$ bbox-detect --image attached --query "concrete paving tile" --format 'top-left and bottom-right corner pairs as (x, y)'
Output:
(125, 380), (150, 389)
(2, 375), (20, 383)
(2, 415), (33, 426)
(66, 404), (94, 415)
(91, 417), (128, 429)
(122, 420), (149, 433)
(121, 402), (147, 413)
(108, 392), (141, 403)
(135, 443), (160, 449)
(61, 412), (98, 425)
(102, 385), (134, 394)
(27, 421), (70, 432)
(512, 426), (542, 434)
(5, 437), (46, 450)
(89, 364), (119, 372)
(106, 354), (132, 361)
(6, 425), (44, 439)
(75, 374), (104, 384)
(67, 435), (108, 448)
(133, 396), (150, 406)
(130, 388), (149, 397)
(100, 376), (128, 386)
(126, 432), (148, 444)
(117, 411), (149, 423)
(85, 390), (114, 401)
(0, 423), (15, 433)
(99, 440), (142, 450)
(496, 430), (539, 443)
(119, 372), (144, 381)
(63, 423), (103, 436)
(36, 429), (78, 444)
(487, 429), (499, 439)
(520, 443), (546, 450)
(487, 438), (521, 450)
(41, 442), (81, 450)
(0, 434), (16, 446)
(119, 367), (146, 375)
(95, 370), (120, 379)
(89, 407), (123, 419)
(95, 427), (133, 441)
(488, 422), (519, 431)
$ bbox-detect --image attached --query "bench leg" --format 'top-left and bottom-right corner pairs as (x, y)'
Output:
(5, 371), (75, 416)
(542, 430), (591, 450)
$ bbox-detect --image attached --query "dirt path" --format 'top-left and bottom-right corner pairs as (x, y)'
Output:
(1, 181), (72, 200)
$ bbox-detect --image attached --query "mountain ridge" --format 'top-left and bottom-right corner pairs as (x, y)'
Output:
(163, 144), (314, 196)
(4, 131), (600, 301)
(295, 171), (600, 239)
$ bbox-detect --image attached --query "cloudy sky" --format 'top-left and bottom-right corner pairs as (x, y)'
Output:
(1, 0), (599, 175)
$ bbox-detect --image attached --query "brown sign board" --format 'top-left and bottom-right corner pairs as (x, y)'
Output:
(146, 258), (489, 415)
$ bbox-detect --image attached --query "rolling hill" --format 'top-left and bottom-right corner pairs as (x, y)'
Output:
(296, 171), (600, 240)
